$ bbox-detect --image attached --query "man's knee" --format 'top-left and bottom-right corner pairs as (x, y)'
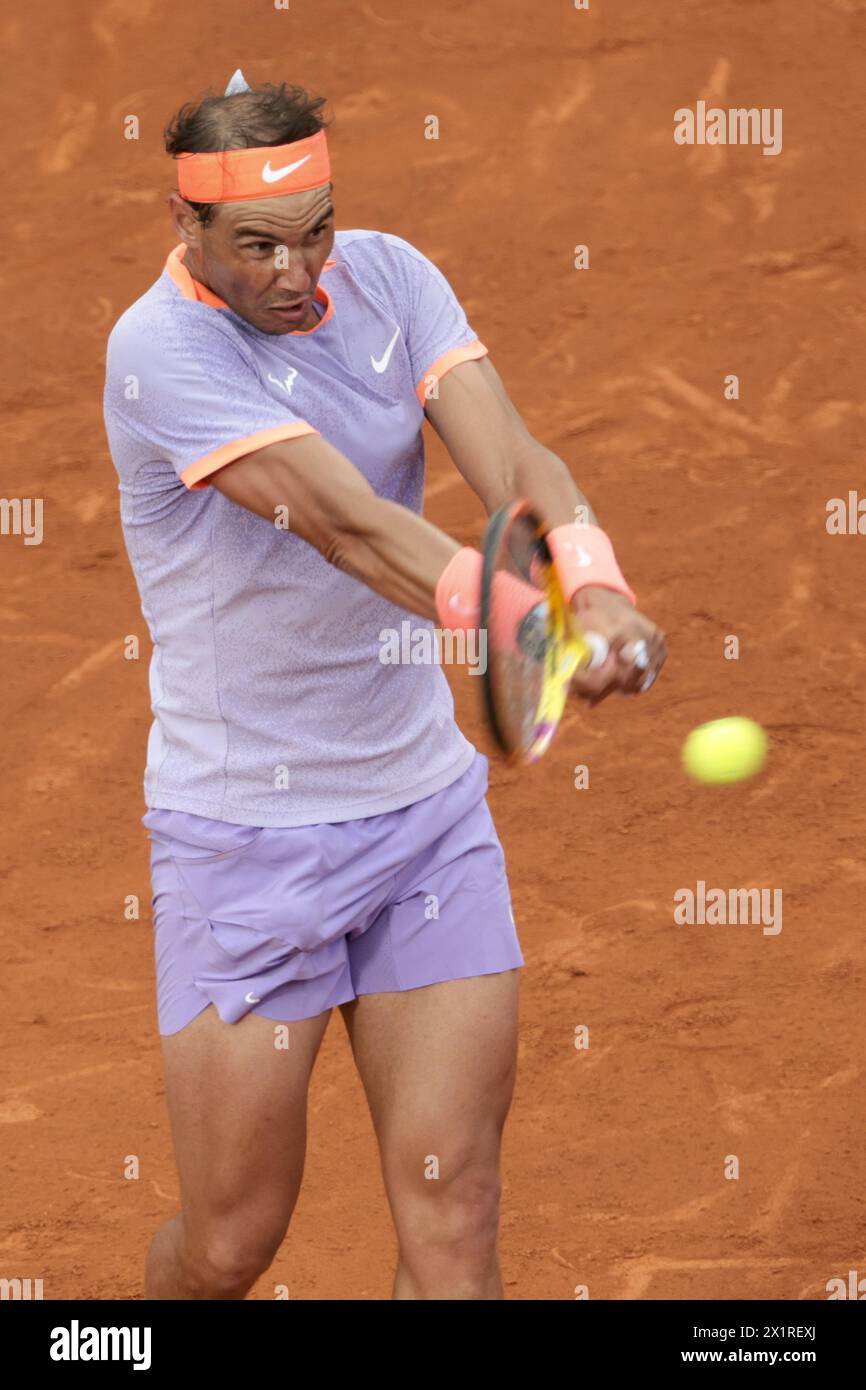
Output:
(183, 1213), (287, 1296)
(399, 1158), (502, 1255)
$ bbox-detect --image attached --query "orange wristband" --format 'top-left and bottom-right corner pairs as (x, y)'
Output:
(546, 524), (635, 605)
(434, 547), (540, 653)
(435, 547), (483, 629)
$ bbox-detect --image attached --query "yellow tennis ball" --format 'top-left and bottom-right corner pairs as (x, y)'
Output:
(682, 717), (767, 784)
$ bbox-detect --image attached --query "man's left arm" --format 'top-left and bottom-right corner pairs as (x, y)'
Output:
(425, 355), (667, 701)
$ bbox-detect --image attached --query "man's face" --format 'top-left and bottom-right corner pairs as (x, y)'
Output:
(170, 183), (335, 334)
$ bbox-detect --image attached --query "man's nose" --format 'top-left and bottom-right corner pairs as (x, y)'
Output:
(272, 250), (312, 292)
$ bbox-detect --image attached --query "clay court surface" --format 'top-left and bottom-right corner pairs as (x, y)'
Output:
(1, 0), (864, 1299)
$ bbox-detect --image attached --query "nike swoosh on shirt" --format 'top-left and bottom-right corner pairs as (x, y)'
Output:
(565, 543), (593, 567)
(370, 327), (401, 374)
(261, 154), (312, 183)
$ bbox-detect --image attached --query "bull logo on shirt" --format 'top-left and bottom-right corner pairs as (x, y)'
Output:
(267, 367), (299, 396)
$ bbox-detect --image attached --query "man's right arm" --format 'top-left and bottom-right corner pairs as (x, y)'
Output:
(209, 433), (458, 623)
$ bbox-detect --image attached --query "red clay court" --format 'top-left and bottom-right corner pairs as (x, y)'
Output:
(1, 0), (864, 1298)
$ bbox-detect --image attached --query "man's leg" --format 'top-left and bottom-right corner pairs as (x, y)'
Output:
(340, 970), (519, 1300)
(145, 1003), (331, 1299)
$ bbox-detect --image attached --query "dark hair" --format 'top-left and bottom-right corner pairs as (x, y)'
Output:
(164, 80), (332, 226)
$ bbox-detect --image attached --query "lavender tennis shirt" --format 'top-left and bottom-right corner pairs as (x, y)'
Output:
(103, 229), (487, 826)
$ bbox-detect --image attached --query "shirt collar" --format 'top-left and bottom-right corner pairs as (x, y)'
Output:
(164, 243), (336, 332)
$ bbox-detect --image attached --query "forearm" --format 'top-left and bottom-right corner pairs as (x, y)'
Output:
(328, 494), (458, 622)
(332, 445), (599, 622)
(425, 359), (599, 529)
(509, 441), (599, 530)
(211, 436), (459, 622)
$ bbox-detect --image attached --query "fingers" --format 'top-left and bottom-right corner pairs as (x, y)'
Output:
(584, 631), (610, 669)
(571, 628), (667, 703)
(621, 637), (657, 693)
(619, 631), (666, 695)
(570, 650), (621, 703)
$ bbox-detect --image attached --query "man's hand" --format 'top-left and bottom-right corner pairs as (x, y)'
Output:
(568, 588), (666, 707)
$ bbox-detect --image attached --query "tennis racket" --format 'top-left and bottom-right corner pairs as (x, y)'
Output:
(480, 499), (609, 763)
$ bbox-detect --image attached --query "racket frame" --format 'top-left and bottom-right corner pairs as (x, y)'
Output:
(480, 499), (592, 764)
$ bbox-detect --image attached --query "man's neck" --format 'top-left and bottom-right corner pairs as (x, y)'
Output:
(182, 245), (206, 286)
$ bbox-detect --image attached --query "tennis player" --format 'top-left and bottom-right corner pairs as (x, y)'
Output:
(103, 73), (666, 1301)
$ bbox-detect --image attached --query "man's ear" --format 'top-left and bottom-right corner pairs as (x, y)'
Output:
(167, 192), (202, 247)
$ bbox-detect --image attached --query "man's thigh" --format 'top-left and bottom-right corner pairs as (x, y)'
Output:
(339, 971), (519, 1189)
(161, 1003), (332, 1242)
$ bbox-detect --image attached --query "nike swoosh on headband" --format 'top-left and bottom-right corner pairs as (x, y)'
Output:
(261, 154), (313, 183)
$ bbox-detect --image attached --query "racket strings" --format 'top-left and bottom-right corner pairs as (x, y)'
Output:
(485, 513), (553, 756)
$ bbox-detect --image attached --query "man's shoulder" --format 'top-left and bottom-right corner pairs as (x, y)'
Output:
(330, 230), (441, 325)
(105, 264), (238, 369)
(332, 228), (435, 281)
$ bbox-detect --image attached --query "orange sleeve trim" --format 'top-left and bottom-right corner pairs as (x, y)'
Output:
(416, 338), (488, 405)
(181, 422), (320, 490)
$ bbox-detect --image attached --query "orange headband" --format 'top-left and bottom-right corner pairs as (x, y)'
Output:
(176, 129), (330, 203)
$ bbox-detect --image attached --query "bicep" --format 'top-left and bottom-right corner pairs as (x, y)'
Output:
(424, 356), (537, 510)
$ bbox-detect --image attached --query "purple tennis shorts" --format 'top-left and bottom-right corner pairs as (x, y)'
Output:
(143, 753), (524, 1035)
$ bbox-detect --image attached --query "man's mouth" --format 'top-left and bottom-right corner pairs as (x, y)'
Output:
(267, 298), (308, 320)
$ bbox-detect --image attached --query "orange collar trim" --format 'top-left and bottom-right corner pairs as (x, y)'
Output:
(164, 243), (337, 332)
(165, 243), (228, 307)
